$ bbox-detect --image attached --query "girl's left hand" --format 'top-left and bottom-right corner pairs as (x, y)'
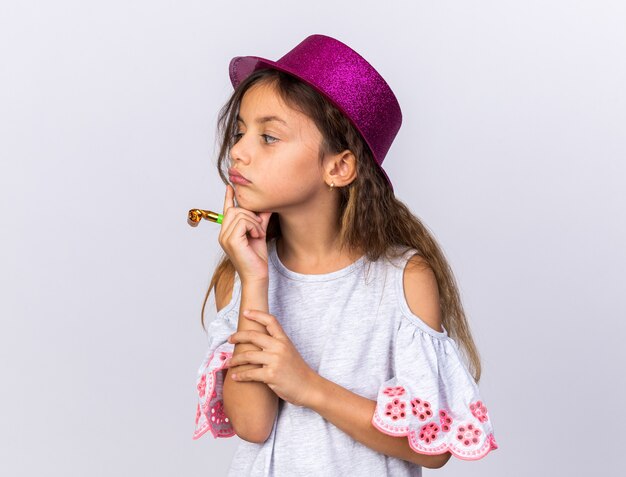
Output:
(226, 309), (319, 408)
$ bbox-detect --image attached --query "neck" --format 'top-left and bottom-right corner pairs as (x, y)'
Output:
(274, 202), (363, 274)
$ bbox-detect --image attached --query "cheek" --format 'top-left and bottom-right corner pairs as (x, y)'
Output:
(276, 148), (321, 186)
(273, 166), (319, 197)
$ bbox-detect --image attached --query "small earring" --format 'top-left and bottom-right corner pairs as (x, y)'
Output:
(329, 182), (335, 190)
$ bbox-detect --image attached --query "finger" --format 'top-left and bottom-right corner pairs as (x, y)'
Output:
(223, 184), (234, 215)
(221, 209), (265, 240)
(226, 213), (265, 237)
(257, 212), (273, 232)
(222, 214), (266, 242)
(227, 210), (265, 232)
(231, 367), (266, 383)
(243, 310), (287, 340)
(222, 206), (264, 226)
(225, 350), (271, 368)
(229, 330), (276, 350)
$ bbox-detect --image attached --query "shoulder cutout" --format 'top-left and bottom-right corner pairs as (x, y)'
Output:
(215, 267), (235, 312)
(402, 253), (444, 333)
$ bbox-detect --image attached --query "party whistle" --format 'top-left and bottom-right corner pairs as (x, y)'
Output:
(188, 209), (223, 227)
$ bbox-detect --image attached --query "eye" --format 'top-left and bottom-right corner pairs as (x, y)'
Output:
(262, 134), (278, 145)
(231, 132), (279, 145)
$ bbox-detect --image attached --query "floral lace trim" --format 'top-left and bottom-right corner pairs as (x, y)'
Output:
(192, 348), (235, 440)
(371, 385), (499, 461)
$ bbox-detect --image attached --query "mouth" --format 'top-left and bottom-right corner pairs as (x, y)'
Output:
(228, 168), (252, 184)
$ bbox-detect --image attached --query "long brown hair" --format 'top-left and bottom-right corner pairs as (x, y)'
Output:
(201, 68), (483, 383)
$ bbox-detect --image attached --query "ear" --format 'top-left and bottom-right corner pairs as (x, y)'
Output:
(323, 150), (357, 187)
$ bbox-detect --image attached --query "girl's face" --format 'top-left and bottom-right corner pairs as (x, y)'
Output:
(228, 81), (327, 213)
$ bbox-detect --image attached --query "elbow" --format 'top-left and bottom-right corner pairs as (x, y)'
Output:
(240, 432), (271, 444)
(222, 370), (278, 444)
(232, 422), (272, 444)
(224, 404), (273, 444)
(423, 451), (452, 469)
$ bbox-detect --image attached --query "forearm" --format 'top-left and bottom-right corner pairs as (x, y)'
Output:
(307, 374), (450, 469)
(222, 279), (278, 443)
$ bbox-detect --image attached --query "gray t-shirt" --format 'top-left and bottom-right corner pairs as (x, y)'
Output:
(193, 238), (498, 476)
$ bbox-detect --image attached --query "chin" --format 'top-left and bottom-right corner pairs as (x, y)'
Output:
(233, 186), (291, 214)
(233, 188), (265, 212)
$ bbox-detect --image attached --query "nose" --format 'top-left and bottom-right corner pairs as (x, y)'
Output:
(229, 134), (251, 165)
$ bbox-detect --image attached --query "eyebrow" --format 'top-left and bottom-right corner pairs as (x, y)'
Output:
(236, 114), (288, 126)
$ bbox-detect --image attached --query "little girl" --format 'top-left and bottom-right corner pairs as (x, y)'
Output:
(192, 34), (498, 476)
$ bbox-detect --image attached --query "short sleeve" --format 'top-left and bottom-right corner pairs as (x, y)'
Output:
(371, 316), (499, 461)
(192, 273), (241, 440)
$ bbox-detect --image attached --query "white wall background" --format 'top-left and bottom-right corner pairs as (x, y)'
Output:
(1, 1), (625, 476)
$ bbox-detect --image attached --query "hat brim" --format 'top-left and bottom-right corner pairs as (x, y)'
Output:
(228, 56), (394, 193)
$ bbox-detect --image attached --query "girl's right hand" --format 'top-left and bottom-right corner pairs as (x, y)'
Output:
(218, 184), (273, 284)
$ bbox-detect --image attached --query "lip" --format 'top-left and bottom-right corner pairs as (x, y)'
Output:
(228, 168), (251, 184)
